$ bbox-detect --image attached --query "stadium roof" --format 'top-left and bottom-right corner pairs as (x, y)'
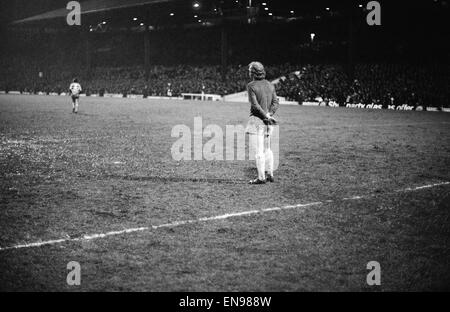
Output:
(8, 0), (357, 31)
(12, 0), (170, 24)
(6, 0), (449, 31)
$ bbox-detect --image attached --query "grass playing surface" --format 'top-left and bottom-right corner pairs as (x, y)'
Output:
(0, 94), (449, 291)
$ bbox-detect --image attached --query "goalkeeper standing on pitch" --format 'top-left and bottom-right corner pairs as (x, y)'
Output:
(245, 61), (279, 185)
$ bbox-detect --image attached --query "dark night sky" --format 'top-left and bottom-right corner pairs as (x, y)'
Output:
(1, 0), (448, 35)
(0, 0), (68, 21)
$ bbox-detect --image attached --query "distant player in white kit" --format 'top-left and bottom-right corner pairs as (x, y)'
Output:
(69, 78), (82, 113)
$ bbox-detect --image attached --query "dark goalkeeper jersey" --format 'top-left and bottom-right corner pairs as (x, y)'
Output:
(247, 79), (279, 120)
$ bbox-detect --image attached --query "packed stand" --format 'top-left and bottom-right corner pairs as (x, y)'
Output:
(276, 63), (449, 108)
(0, 58), (448, 108)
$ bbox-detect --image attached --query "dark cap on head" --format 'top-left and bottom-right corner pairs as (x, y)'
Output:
(73, 78), (79, 83)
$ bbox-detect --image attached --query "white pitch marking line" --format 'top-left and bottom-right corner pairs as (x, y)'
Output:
(261, 207), (282, 212)
(400, 181), (450, 192)
(343, 196), (363, 200)
(0, 181), (449, 252)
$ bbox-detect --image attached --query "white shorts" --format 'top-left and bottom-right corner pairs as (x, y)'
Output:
(245, 116), (273, 137)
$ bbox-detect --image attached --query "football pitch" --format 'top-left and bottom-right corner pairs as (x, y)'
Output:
(0, 94), (449, 291)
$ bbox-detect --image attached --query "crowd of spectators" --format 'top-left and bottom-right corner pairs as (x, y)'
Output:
(0, 58), (296, 97)
(276, 63), (449, 108)
(0, 57), (448, 108)
(275, 64), (349, 104)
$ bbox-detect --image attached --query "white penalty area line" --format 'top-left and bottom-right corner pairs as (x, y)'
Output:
(1, 181), (449, 252)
